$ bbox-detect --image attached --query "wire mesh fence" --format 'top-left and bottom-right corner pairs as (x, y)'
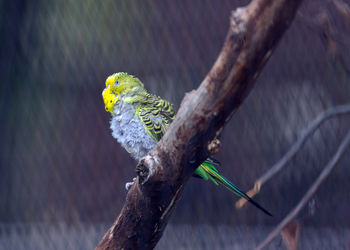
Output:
(0, 0), (350, 249)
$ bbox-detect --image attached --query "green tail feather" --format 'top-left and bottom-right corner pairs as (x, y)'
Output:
(195, 162), (272, 216)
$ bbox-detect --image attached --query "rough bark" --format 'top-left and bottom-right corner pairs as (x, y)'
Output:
(96, 0), (303, 249)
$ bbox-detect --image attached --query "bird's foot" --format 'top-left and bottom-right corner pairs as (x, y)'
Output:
(125, 177), (136, 190)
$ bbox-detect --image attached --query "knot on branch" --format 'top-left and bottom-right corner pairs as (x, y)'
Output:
(208, 138), (221, 155)
(182, 90), (196, 106)
(136, 155), (159, 185)
(231, 7), (249, 33)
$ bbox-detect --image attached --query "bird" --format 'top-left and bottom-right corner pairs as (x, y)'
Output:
(102, 72), (272, 216)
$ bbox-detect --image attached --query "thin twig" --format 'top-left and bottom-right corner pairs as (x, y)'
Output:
(255, 130), (350, 250)
(236, 104), (350, 208)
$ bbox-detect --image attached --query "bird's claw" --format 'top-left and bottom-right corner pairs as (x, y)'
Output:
(125, 177), (137, 190)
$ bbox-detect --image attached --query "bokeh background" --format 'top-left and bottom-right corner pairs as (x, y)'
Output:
(1, 0), (350, 249)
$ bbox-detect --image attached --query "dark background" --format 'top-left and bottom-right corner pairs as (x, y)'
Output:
(1, 0), (350, 249)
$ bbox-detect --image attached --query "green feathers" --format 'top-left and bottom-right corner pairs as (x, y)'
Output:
(137, 94), (175, 142)
(134, 93), (272, 216)
(103, 72), (272, 216)
(198, 162), (272, 216)
(195, 163), (219, 185)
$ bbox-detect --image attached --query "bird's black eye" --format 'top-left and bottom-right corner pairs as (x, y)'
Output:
(115, 81), (119, 85)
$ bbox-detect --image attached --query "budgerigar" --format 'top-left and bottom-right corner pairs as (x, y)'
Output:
(102, 72), (272, 216)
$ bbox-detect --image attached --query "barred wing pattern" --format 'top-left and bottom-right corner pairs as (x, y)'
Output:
(137, 94), (175, 142)
(136, 94), (272, 216)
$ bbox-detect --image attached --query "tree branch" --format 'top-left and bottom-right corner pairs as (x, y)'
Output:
(256, 131), (350, 250)
(236, 104), (350, 209)
(96, 0), (303, 249)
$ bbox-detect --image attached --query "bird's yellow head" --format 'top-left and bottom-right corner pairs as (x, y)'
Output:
(102, 72), (144, 113)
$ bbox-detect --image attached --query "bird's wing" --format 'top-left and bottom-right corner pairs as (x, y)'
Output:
(136, 94), (272, 216)
(137, 94), (175, 142)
